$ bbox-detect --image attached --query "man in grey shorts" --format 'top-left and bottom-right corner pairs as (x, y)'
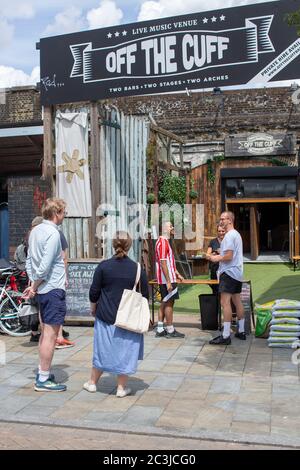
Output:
(207, 211), (245, 345)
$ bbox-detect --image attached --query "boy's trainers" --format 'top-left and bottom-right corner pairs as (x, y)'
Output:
(116, 387), (131, 398)
(209, 335), (231, 345)
(155, 329), (167, 337)
(55, 338), (75, 349)
(83, 382), (97, 393)
(166, 329), (185, 338)
(35, 373), (55, 382)
(30, 333), (41, 343)
(34, 379), (67, 392)
(235, 332), (246, 340)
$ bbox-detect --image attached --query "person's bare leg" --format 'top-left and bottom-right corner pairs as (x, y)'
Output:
(232, 294), (244, 319)
(156, 303), (166, 334)
(232, 293), (245, 334)
(221, 293), (233, 338)
(164, 300), (174, 326)
(158, 303), (165, 322)
(39, 324), (60, 371)
(89, 367), (102, 385)
(117, 374), (128, 390)
(57, 325), (64, 340)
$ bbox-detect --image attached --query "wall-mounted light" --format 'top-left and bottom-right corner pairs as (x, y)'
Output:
(213, 87), (222, 95)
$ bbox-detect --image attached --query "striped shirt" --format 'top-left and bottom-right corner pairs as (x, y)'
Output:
(155, 236), (177, 285)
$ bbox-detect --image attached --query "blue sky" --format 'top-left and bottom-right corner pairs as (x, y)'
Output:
(0, 0), (297, 88)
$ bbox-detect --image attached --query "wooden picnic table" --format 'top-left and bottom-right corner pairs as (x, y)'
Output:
(293, 256), (300, 271)
(148, 279), (255, 332)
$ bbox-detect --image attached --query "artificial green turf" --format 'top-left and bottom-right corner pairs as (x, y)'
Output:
(173, 263), (300, 314)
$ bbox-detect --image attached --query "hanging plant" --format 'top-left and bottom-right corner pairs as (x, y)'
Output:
(189, 178), (198, 199)
(207, 154), (225, 184)
(207, 159), (215, 184)
(189, 189), (198, 200)
(147, 193), (156, 204)
(158, 171), (186, 206)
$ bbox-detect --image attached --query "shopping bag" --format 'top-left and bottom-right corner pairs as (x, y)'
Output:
(114, 263), (150, 334)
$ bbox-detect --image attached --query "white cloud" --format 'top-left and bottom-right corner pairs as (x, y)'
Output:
(43, 7), (85, 37)
(0, 17), (15, 48)
(1, 3), (35, 19)
(87, 1), (123, 29)
(138, 0), (277, 21)
(0, 65), (39, 88)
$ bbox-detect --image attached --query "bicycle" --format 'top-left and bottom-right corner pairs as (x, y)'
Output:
(0, 266), (31, 337)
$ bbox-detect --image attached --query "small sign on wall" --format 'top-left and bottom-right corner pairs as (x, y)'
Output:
(225, 132), (296, 157)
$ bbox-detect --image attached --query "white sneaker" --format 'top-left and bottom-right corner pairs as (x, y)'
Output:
(116, 387), (131, 398)
(83, 381), (97, 393)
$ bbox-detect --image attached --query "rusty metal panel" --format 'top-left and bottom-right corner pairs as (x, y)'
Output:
(99, 109), (149, 261)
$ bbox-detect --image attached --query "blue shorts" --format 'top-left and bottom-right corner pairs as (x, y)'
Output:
(38, 289), (66, 325)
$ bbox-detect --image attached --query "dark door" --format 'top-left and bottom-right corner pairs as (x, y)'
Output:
(0, 203), (9, 259)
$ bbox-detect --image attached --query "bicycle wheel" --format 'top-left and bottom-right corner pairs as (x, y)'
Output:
(0, 294), (31, 336)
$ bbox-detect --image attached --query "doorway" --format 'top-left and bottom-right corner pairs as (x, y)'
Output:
(0, 178), (8, 259)
(226, 198), (299, 261)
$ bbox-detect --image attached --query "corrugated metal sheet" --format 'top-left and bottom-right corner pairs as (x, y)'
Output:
(100, 108), (149, 261)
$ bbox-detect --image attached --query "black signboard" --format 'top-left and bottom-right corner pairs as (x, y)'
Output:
(39, 0), (300, 105)
(66, 261), (99, 318)
(225, 132), (297, 157)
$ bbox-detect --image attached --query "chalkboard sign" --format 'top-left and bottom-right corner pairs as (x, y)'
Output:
(232, 281), (255, 334)
(66, 260), (99, 319)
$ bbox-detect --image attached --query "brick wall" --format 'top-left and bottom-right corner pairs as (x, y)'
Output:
(0, 86), (41, 126)
(112, 87), (300, 140)
(1, 85), (299, 141)
(7, 176), (51, 257)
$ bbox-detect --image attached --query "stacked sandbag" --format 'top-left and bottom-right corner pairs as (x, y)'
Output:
(268, 299), (300, 348)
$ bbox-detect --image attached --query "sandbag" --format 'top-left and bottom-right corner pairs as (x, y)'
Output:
(270, 318), (300, 325)
(270, 324), (300, 332)
(273, 310), (300, 318)
(273, 299), (300, 310)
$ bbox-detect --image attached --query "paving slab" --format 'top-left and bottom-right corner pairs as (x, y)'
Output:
(1, 317), (300, 448)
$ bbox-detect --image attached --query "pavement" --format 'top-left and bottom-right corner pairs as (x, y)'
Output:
(0, 315), (300, 449)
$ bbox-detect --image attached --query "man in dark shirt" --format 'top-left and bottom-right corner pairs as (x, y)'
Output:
(206, 225), (225, 295)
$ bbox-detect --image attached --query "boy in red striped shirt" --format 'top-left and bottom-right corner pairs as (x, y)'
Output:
(155, 222), (185, 338)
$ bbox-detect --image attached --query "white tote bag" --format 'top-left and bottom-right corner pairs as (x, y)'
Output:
(114, 263), (150, 334)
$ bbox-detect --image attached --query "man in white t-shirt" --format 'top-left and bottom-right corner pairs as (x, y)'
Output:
(207, 211), (245, 345)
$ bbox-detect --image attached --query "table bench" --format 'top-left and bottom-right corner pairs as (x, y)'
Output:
(148, 279), (255, 333)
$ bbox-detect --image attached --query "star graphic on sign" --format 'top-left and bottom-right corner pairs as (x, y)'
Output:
(107, 32), (112, 38)
(58, 150), (86, 184)
(211, 16), (217, 22)
(203, 17), (208, 24)
(122, 30), (127, 36)
(115, 31), (120, 37)
(220, 15), (226, 21)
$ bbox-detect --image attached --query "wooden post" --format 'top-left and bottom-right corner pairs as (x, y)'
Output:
(179, 143), (184, 169)
(42, 106), (54, 189)
(90, 102), (101, 258)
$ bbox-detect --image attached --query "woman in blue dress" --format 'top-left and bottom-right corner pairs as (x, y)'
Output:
(83, 231), (149, 397)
